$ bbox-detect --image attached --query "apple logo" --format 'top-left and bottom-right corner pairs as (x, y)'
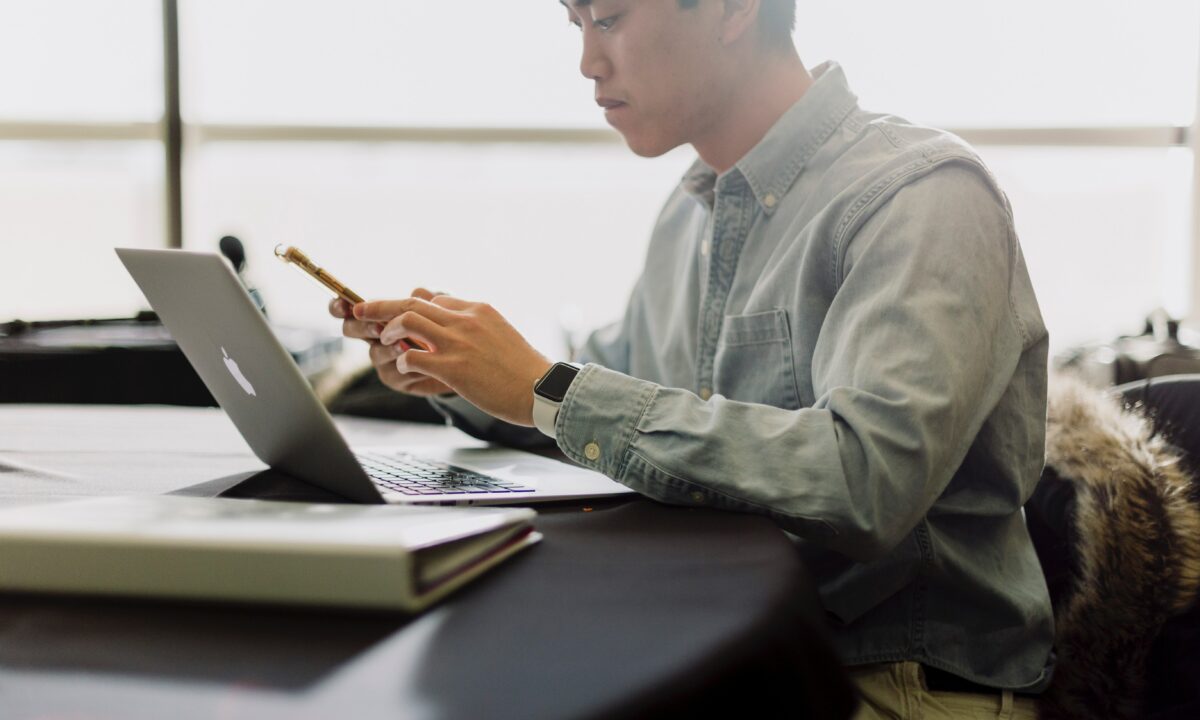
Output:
(221, 347), (256, 396)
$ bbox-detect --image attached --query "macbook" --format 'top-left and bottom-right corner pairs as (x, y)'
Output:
(116, 248), (635, 506)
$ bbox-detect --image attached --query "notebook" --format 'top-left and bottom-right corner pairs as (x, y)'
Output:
(0, 495), (539, 611)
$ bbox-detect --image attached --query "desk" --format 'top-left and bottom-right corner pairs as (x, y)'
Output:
(0, 405), (855, 719)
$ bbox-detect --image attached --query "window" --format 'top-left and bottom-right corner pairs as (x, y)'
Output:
(5, 0), (1200, 356)
(801, 1), (1200, 128)
(0, 0), (162, 122)
(0, 0), (163, 321)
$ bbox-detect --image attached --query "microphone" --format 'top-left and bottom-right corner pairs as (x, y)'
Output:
(218, 235), (267, 316)
(219, 235), (246, 274)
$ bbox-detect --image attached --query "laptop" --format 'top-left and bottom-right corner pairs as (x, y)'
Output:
(116, 248), (635, 506)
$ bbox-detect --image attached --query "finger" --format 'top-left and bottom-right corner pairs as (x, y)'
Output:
(380, 311), (443, 350)
(374, 352), (434, 392)
(353, 299), (404, 321)
(395, 348), (442, 378)
(329, 298), (352, 319)
(428, 294), (473, 311)
(368, 340), (403, 368)
(412, 287), (450, 301)
(377, 362), (425, 394)
(375, 360), (404, 391)
(342, 317), (382, 341)
(356, 297), (459, 325)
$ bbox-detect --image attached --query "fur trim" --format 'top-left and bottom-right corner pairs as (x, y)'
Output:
(1037, 374), (1200, 720)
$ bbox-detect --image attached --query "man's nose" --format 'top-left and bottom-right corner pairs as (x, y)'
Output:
(579, 29), (610, 81)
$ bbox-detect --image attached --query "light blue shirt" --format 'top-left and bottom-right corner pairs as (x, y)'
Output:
(434, 62), (1054, 691)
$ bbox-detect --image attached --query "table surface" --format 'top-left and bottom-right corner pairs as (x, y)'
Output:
(0, 405), (855, 720)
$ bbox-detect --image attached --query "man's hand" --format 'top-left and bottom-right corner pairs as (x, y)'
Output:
(354, 295), (553, 427)
(329, 288), (454, 397)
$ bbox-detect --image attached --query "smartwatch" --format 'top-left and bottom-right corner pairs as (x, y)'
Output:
(533, 362), (582, 439)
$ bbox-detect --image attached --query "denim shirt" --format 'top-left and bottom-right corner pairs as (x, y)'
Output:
(433, 62), (1054, 691)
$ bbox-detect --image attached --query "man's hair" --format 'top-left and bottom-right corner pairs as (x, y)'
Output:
(677, 0), (797, 49)
(568, 1), (797, 49)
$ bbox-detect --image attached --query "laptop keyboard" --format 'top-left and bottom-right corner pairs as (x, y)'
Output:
(356, 451), (534, 497)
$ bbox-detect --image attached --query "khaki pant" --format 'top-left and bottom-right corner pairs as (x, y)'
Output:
(848, 662), (1038, 720)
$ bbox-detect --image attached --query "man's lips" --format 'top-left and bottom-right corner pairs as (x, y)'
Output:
(596, 97), (627, 110)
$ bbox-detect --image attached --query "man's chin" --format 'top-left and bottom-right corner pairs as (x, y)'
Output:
(620, 133), (681, 159)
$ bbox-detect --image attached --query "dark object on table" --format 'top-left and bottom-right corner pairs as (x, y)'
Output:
(1025, 374), (1200, 720)
(1056, 309), (1200, 387)
(324, 364), (446, 424)
(0, 314), (341, 406)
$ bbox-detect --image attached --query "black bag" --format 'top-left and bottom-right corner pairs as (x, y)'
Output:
(1056, 310), (1200, 386)
(0, 313), (340, 406)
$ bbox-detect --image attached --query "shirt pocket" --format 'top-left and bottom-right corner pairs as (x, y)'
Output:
(712, 308), (802, 410)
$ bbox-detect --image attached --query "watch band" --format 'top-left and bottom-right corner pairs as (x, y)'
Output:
(532, 362), (581, 439)
(532, 393), (560, 439)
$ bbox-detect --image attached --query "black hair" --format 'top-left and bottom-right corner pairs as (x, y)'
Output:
(681, 0), (796, 49)
(569, 0), (797, 49)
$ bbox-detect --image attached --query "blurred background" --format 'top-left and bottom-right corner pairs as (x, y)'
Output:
(2, 0), (1199, 360)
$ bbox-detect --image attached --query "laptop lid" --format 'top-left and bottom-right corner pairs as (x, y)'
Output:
(116, 248), (384, 503)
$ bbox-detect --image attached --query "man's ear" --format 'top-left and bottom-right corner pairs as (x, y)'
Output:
(719, 0), (760, 46)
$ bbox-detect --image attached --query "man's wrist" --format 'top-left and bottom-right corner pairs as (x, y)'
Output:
(532, 362), (583, 439)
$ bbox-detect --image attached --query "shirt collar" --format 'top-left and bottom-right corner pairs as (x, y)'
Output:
(681, 61), (859, 215)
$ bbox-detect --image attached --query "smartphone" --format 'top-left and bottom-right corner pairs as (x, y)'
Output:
(274, 245), (364, 305)
(275, 244), (428, 351)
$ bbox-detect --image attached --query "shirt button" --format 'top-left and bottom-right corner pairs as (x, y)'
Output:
(764, 193), (777, 208)
(699, 388), (712, 400)
(584, 442), (601, 461)
(690, 491), (705, 503)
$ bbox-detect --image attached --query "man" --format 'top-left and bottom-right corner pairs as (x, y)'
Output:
(333, 1), (1053, 716)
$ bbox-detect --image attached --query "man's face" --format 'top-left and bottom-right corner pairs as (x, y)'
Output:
(562, 0), (728, 157)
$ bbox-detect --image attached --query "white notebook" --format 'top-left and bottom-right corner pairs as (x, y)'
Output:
(0, 496), (540, 612)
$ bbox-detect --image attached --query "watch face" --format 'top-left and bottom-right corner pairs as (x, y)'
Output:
(536, 363), (578, 403)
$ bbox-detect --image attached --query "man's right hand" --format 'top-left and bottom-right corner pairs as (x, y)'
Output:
(330, 287), (455, 397)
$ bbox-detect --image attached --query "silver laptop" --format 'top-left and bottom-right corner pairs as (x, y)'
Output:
(116, 248), (634, 506)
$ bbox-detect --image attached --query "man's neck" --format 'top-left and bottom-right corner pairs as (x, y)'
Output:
(693, 49), (813, 175)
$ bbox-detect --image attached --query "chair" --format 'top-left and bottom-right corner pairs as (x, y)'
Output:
(1025, 374), (1200, 720)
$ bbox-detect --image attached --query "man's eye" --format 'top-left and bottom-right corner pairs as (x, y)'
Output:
(594, 15), (619, 31)
(568, 17), (581, 30)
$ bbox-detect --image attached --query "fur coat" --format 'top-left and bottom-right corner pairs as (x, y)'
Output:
(1031, 375), (1200, 720)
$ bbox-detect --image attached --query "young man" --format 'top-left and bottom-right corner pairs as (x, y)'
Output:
(333, 1), (1053, 716)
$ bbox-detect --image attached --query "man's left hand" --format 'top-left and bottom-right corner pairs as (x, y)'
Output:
(354, 296), (553, 427)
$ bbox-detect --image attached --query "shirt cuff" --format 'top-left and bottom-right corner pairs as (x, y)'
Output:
(556, 363), (658, 478)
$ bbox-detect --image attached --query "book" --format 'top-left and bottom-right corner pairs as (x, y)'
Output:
(0, 495), (540, 611)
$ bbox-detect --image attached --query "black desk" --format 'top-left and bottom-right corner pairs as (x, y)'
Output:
(0, 405), (855, 719)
